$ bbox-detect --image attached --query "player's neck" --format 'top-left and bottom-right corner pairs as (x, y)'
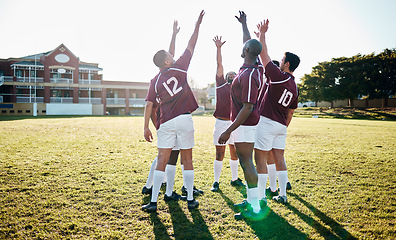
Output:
(283, 67), (293, 75)
(244, 56), (257, 65)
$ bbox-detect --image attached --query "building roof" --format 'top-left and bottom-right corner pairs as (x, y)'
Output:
(21, 52), (51, 60)
(11, 61), (44, 66)
(11, 61), (102, 71)
(79, 64), (102, 71)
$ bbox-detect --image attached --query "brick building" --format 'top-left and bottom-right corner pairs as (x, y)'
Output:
(0, 44), (149, 115)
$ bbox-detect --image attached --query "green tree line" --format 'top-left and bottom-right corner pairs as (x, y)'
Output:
(298, 48), (396, 107)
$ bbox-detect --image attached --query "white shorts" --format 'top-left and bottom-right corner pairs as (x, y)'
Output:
(231, 125), (257, 143)
(213, 118), (234, 146)
(157, 114), (194, 149)
(172, 142), (180, 151)
(255, 116), (287, 151)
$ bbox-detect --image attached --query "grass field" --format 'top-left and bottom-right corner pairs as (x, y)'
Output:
(0, 115), (395, 239)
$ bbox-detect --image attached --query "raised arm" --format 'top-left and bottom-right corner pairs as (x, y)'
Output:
(235, 11), (251, 43)
(213, 35), (225, 77)
(169, 20), (180, 57)
(257, 20), (271, 66)
(187, 10), (205, 55)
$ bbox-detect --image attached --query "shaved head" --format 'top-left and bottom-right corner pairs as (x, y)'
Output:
(241, 39), (262, 59)
(245, 39), (262, 56)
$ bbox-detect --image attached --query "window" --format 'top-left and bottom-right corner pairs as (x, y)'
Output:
(10, 110), (15, 113)
(18, 110), (22, 113)
(1, 110), (6, 113)
(16, 70), (23, 78)
(26, 110), (31, 113)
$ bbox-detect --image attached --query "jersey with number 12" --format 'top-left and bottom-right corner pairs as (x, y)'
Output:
(146, 49), (198, 126)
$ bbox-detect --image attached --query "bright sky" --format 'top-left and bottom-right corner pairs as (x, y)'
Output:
(0, 0), (395, 88)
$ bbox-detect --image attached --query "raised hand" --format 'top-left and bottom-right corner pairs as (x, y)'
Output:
(173, 20), (180, 35)
(235, 11), (247, 24)
(213, 35), (226, 48)
(256, 19), (269, 35)
(196, 10), (205, 26)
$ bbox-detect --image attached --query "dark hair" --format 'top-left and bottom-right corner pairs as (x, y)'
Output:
(153, 50), (167, 68)
(272, 60), (280, 67)
(284, 52), (300, 72)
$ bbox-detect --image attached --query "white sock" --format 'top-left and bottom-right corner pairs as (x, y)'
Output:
(268, 164), (277, 191)
(258, 174), (268, 200)
(284, 158), (289, 182)
(213, 160), (223, 182)
(145, 157), (157, 188)
(165, 165), (176, 196)
(183, 170), (195, 201)
(229, 159), (239, 181)
(162, 165), (168, 184)
(247, 187), (260, 213)
(151, 170), (165, 203)
(277, 170), (288, 196)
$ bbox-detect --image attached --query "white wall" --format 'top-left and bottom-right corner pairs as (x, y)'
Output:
(46, 104), (92, 115)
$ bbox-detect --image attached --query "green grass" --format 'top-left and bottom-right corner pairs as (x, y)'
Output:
(0, 115), (395, 239)
(293, 107), (396, 121)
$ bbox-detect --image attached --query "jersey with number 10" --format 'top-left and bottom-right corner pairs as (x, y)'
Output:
(146, 49), (198, 126)
(260, 61), (298, 126)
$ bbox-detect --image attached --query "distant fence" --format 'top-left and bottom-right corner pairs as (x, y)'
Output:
(317, 98), (396, 108)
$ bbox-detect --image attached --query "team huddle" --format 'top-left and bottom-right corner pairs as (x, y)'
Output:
(142, 10), (300, 221)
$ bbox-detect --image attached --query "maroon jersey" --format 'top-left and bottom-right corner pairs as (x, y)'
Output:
(213, 75), (231, 120)
(259, 61), (299, 126)
(146, 49), (198, 126)
(230, 61), (264, 126)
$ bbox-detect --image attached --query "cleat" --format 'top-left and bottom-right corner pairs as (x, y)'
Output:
(164, 191), (182, 201)
(278, 182), (292, 192)
(187, 199), (199, 209)
(141, 186), (152, 195)
(266, 187), (278, 198)
(181, 186), (204, 196)
(286, 182), (292, 191)
(235, 209), (266, 221)
(230, 178), (245, 187)
(181, 186), (187, 195)
(234, 199), (252, 212)
(180, 195), (187, 201)
(234, 212), (244, 220)
(211, 182), (220, 192)
(193, 186), (204, 195)
(259, 197), (267, 209)
(142, 202), (157, 212)
(273, 195), (287, 204)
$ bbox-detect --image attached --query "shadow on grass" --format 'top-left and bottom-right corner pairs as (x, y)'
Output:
(287, 192), (357, 240)
(164, 201), (213, 240)
(149, 212), (173, 240)
(218, 191), (307, 240)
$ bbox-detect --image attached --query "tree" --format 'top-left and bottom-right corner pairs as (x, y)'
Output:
(365, 49), (396, 107)
(299, 48), (396, 107)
